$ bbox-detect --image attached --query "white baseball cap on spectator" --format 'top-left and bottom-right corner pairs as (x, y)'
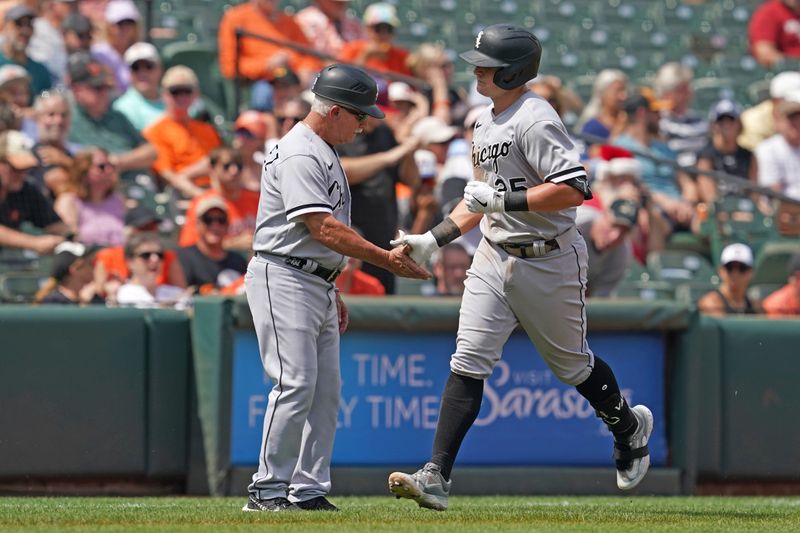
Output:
(770, 71), (800, 99)
(363, 2), (400, 27)
(0, 130), (37, 169)
(124, 42), (160, 66)
(388, 81), (415, 103)
(414, 149), (437, 180)
(0, 64), (30, 89)
(412, 116), (458, 145)
(708, 99), (743, 122)
(105, 0), (140, 24)
(720, 243), (753, 267)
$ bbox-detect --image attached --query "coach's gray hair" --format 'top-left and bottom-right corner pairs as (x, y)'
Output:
(311, 96), (336, 116)
(654, 62), (693, 97)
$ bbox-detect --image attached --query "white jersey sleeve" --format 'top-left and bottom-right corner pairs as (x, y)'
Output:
(521, 120), (586, 185)
(280, 153), (335, 221)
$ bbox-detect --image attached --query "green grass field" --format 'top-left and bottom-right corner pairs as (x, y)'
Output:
(2, 496), (800, 532)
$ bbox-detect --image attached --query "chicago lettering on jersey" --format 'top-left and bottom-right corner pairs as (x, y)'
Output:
(472, 140), (513, 173)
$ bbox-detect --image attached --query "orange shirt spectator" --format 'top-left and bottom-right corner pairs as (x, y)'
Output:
(179, 189), (259, 247)
(762, 253), (800, 316)
(218, 0), (321, 82)
(338, 2), (411, 77)
(336, 267), (386, 296)
(142, 66), (221, 193)
(95, 245), (179, 286)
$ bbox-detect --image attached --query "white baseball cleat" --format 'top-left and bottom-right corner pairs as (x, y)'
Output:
(615, 404), (654, 491)
(388, 462), (451, 511)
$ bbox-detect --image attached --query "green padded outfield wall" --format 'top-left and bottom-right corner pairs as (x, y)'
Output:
(0, 307), (191, 480)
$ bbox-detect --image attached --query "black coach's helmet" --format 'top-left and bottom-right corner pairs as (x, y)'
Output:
(311, 64), (385, 119)
(460, 24), (542, 90)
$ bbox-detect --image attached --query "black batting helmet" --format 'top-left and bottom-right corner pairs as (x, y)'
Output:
(460, 24), (542, 90)
(311, 64), (385, 119)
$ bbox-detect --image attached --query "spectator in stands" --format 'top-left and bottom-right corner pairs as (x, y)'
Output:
(176, 196), (248, 294)
(740, 71), (800, 151)
(35, 240), (103, 304)
(749, 0), (800, 68)
(296, 0), (365, 57)
(116, 231), (192, 309)
(267, 67), (304, 114)
(67, 53), (157, 183)
(91, 0), (141, 93)
(0, 5), (53, 97)
(0, 64), (34, 138)
(94, 204), (186, 301)
(35, 240), (105, 304)
(654, 62), (708, 168)
(28, 0), (75, 84)
(218, 0), (322, 112)
(179, 145), (259, 250)
(762, 252), (800, 315)
(143, 66), (221, 197)
(338, 2), (411, 77)
(755, 95), (800, 200)
(698, 243), (759, 315)
(576, 69), (628, 147)
(578, 198), (640, 297)
(30, 90), (74, 197)
(0, 130), (68, 254)
(54, 147), (125, 246)
(112, 42), (165, 132)
(274, 97), (310, 138)
(613, 88), (698, 231)
(530, 76), (565, 117)
(427, 242), (471, 296)
(62, 11), (93, 56)
(338, 116), (422, 293)
(232, 110), (271, 191)
(696, 99), (757, 204)
(385, 81), (429, 142)
(407, 43), (466, 126)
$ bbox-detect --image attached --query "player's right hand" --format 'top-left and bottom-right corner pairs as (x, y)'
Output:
(390, 230), (439, 266)
(387, 245), (431, 280)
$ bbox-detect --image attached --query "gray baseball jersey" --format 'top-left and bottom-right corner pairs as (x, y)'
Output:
(471, 92), (586, 243)
(253, 122), (350, 271)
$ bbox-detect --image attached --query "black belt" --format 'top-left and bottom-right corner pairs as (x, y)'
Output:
(257, 252), (341, 283)
(496, 239), (559, 258)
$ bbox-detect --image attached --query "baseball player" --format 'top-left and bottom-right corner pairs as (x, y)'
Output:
(243, 64), (429, 513)
(388, 24), (653, 511)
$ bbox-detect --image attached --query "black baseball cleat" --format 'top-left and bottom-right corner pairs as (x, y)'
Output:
(242, 495), (300, 512)
(295, 496), (339, 511)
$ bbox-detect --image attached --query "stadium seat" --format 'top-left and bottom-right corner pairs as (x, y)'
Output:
(646, 249), (718, 285)
(751, 240), (800, 286)
(709, 195), (778, 262)
(0, 272), (45, 303)
(610, 280), (675, 301)
(674, 281), (719, 306)
(747, 283), (783, 303)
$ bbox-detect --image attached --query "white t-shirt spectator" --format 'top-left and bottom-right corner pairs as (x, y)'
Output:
(115, 283), (191, 310)
(755, 134), (800, 200)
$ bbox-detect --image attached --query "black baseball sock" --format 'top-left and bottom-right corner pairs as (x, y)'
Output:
(575, 356), (637, 439)
(430, 372), (484, 481)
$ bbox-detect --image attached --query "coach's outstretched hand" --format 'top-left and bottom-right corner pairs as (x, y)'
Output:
(390, 230), (439, 266)
(385, 245), (431, 279)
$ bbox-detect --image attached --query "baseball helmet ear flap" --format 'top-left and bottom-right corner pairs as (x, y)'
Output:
(460, 24), (542, 90)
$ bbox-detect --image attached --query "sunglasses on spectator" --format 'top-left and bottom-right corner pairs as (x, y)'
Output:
(339, 106), (368, 123)
(13, 17), (34, 29)
(234, 128), (256, 139)
(724, 262), (751, 273)
(200, 214), (229, 226)
(168, 86), (194, 97)
(131, 61), (156, 73)
(137, 251), (164, 261)
(219, 161), (241, 172)
(92, 162), (114, 172)
(371, 23), (394, 34)
(76, 32), (92, 41)
(115, 19), (137, 28)
(276, 116), (302, 127)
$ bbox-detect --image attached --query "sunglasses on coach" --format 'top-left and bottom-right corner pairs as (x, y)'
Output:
(339, 106), (368, 123)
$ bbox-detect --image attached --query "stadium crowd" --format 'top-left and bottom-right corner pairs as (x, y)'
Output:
(0, 0), (798, 316)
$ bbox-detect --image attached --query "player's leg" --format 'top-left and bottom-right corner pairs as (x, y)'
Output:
(389, 238), (518, 510)
(289, 285), (341, 511)
(243, 260), (328, 511)
(508, 237), (652, 490)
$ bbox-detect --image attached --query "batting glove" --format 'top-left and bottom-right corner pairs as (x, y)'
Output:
(390, 230), (439, 266)
(464, 180), (504, 213)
